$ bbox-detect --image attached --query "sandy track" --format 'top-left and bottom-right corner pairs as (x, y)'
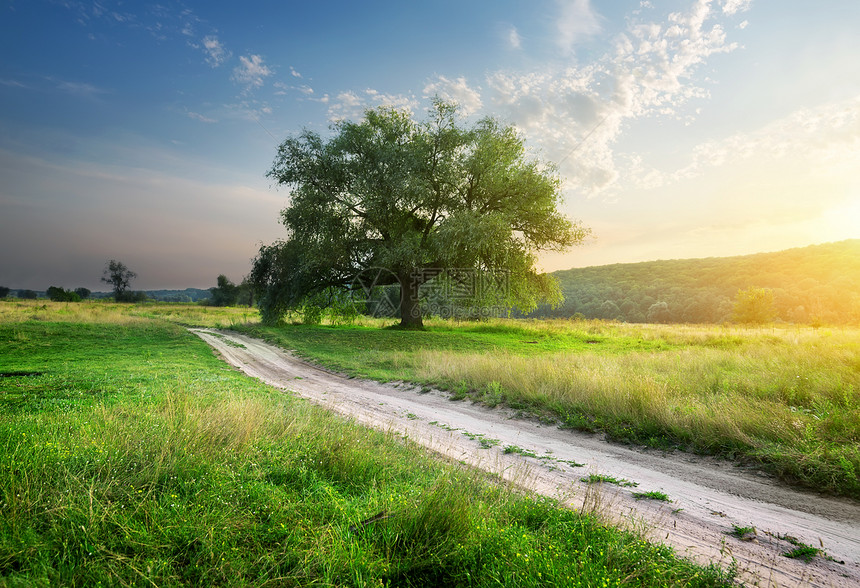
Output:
(193, 328), (860, 587)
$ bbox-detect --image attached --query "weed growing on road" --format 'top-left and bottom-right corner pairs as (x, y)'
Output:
(583, 473), (639, 487)
(727, 524), (757, 541)
(632, 490), (671, 502)
(775, 534), (830, 563)
(504, 444), (538, 458)
(783, 545), (821, 562)
(461, 431), (500, 449)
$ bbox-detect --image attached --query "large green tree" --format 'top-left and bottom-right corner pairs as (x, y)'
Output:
(252, 101), (589, 327)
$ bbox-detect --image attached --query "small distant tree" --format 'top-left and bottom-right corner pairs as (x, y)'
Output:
(0, 286), (10, 298)
(598, 300), (621, 321)
(237, 278), (255, 308)
(47, 286), (81, 302)
(74, 287), (91, 300)
(127, 290), (151, 303)
(18, 289), (38, 299)
(209, 275), (240, 307)
(733, 287), (776, 324)
(646, 301), (672, 323)
(101, 260), (137, 302)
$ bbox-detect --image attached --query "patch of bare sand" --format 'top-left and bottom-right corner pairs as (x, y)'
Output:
(193, 328), (860, 588)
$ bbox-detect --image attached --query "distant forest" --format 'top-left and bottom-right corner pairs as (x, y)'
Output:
(529, 240), (860, 325)
(3, 288), (211, 303)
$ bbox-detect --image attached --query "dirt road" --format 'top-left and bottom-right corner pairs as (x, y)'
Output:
(193, 328), (860, 587)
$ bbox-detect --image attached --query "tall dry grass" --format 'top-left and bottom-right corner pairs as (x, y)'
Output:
(0, 299), (150, 325)
(401, 323), (860, 495)
(0, 299), (258, 327)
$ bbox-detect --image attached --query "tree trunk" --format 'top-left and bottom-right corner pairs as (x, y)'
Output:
(398, 270), (424, 329)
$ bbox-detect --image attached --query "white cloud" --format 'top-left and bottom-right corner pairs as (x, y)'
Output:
(508, 26), (522, 50)
(201, 35), (230, 67)
(423, 76), (483, 116)
(721, 0), (752, 15)
(290, 67), (303, 78)
(556, 0), (602, 54)
(232, 55), (273, 89)
(327, 91), (363, 121)
(327, 89), (419, 121)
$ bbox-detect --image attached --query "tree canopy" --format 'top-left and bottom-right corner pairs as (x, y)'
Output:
(251, 100), (588, 327)
(209, 275), (240, 307)
(47, 286), (81, 302)
(732, 287), (776, 324)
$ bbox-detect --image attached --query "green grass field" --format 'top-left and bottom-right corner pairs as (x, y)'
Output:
(236, 317), (860, 499)
(0, 300), (734, 586)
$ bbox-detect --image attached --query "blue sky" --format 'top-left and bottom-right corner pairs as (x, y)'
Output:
(1, 0), (859, 290)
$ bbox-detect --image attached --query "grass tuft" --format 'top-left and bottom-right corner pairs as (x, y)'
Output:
(582, 473), (639, 487)
(632, 490), (671, 502)
(727, 524), (757, 541)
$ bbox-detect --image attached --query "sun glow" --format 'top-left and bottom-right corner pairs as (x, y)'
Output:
(819, 196), (860, 242)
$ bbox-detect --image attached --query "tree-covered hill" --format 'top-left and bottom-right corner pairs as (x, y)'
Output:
(532, 240), (860, 325)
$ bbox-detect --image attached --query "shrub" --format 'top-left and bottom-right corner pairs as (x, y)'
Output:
(47, 286), (81, 302)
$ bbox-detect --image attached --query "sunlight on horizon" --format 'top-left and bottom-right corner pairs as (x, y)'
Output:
(818, 196), (860, 243)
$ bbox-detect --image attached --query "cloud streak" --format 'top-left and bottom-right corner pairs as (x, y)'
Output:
(556, 0), (603, 53)
(508, 26), (522, 50)
(187, 111), (217, 124)
(672, 94), (860, 182)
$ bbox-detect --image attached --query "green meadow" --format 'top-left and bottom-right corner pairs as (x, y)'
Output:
(0, 300), (734, 587)
(238, 317), (860, 499)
